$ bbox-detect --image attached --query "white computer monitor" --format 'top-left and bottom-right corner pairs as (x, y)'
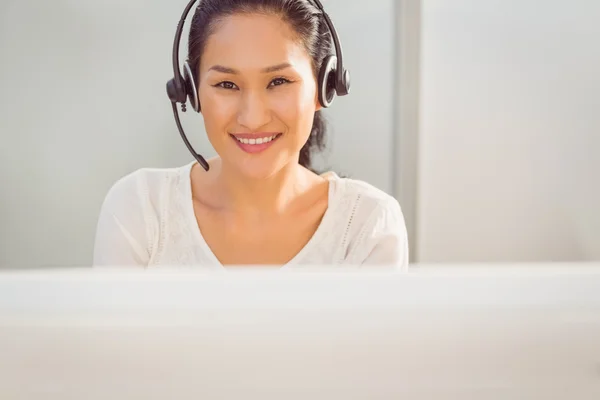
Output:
(1, 264), (599, 399)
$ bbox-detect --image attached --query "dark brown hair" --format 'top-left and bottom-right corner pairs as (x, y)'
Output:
(187, 0), (333, 171)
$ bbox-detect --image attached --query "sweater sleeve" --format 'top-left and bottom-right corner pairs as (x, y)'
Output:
(352, 197), (409, 270)
(92, 171), (150, 267)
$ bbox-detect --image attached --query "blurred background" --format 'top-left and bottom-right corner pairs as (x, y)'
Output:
(0, 0), (598, 268)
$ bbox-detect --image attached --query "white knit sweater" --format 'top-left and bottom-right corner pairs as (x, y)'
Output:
(93, 162), (409, 269)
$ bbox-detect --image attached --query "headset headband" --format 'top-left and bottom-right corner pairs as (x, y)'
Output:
(169, 0), (199, 104)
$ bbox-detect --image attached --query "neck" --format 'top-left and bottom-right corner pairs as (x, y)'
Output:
(214, 159), (313, 218)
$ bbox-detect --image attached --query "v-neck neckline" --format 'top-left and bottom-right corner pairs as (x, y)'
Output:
(179, 161), (339, 268)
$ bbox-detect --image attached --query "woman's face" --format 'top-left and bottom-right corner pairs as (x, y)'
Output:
(198, 13), (321, 179)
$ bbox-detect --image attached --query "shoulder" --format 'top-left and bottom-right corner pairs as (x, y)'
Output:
(93, 162), (193, 266)
(100, 162), (191, 211)
(326, 173), (408, 267)
(330, 174), (404, 224)
(96, 162), (193, 236)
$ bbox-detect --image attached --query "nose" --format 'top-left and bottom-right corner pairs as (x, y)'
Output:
(236, 90), (272, 131)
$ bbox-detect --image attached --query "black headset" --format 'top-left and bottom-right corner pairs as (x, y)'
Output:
(166, 0), (351, 172)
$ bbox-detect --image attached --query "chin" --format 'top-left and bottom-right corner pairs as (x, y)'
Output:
(231, 156), (291, 181)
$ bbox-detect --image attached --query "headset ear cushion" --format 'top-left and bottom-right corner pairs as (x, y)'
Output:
(183, 62), (201, 112)
(318, 55), (337, 108)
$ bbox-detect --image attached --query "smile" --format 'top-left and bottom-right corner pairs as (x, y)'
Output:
(230, 133), (283, 154)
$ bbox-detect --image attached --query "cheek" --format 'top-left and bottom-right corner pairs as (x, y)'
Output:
(270, 85), (316, 133)
(198, 88), (236, 134)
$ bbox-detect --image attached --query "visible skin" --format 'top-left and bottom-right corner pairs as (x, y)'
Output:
(189, 12), (330, 265)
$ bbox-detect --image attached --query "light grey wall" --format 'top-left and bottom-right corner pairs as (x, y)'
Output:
(394, 0), (421, 263)
(417, 0), (600, 262)
(0, 0), (396, 268)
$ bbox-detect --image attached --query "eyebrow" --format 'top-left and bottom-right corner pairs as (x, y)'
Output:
(208, 63), (292, 74)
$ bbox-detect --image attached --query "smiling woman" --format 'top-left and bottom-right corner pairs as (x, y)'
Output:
(92, 0), (409, 268)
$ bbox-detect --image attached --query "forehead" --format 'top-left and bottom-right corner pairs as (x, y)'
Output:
(201, 13), (311, 72)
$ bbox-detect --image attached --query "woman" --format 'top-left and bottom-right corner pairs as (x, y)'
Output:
(93, 0), (409, 268)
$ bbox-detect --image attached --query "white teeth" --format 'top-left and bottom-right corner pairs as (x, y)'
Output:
(235, 134), (278, 145)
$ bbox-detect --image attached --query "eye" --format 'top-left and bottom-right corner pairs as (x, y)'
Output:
(214, 81), (238, 90)
(268, 77), (292, 88)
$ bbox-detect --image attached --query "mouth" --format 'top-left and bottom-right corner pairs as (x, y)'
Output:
(230, 132), (283, 154)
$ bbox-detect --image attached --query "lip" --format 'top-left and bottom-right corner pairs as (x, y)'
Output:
(230, 132), (282, 154)
(230, 132), (281, 139)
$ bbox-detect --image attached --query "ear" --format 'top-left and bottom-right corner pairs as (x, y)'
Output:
(314, 88), (323, 112)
